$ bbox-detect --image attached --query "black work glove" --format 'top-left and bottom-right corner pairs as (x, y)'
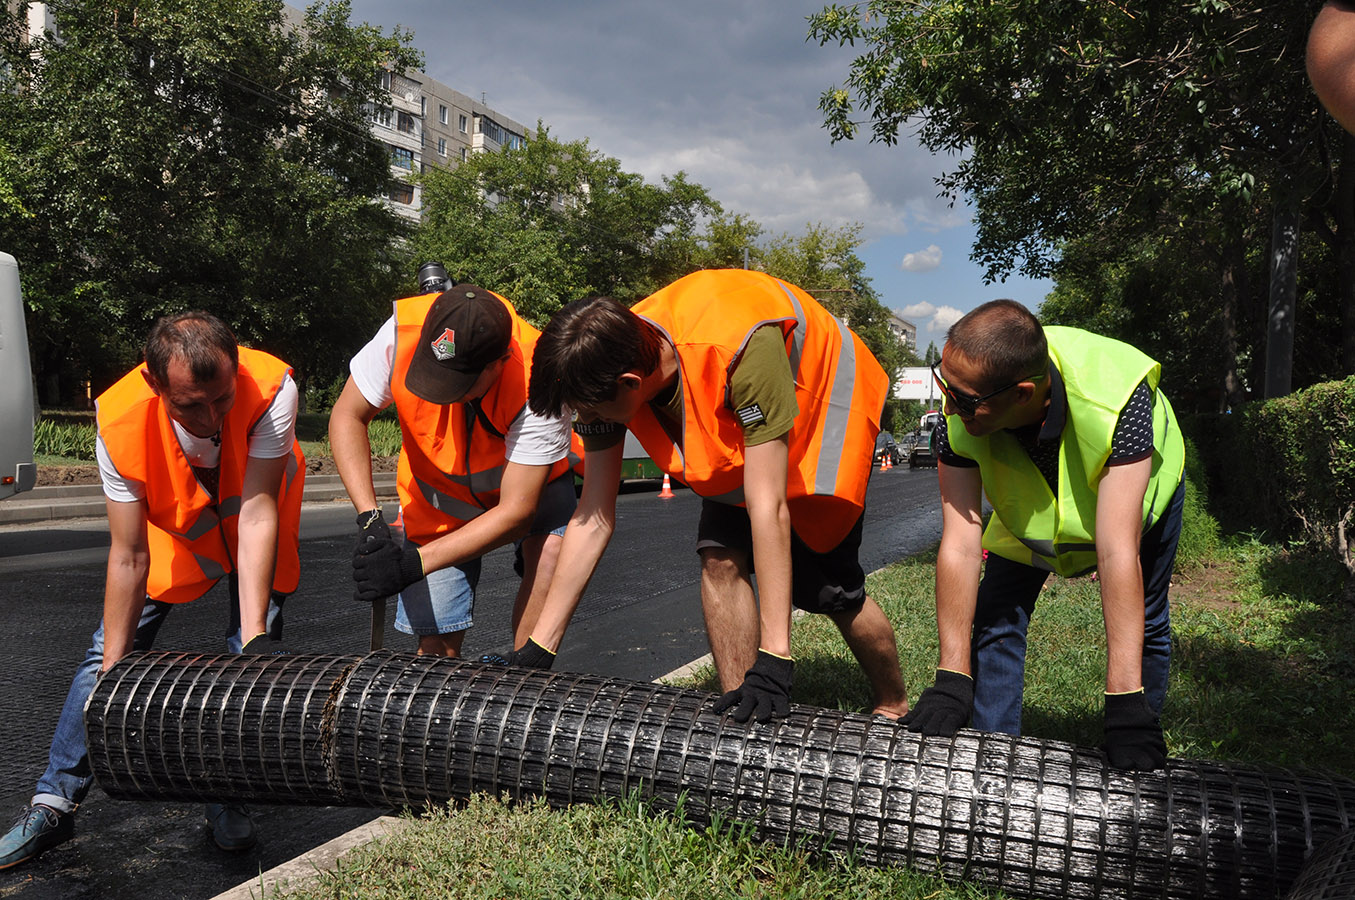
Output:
(354, 508), (391, 554)
(711, 650), (794, 724)
(352, 539), (424, 603)
(478, 637), (557, 670)
(901, 669), (974, 736)
(241, 632), (290, 656)
(1103, 689), (1167, 771)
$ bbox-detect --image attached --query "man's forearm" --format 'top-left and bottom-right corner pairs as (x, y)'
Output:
(236, 501), (280, 642)
(1099, 551), (1147, 694)
(934, 545), (981, 673)
(748, 499), (793, 658)
(330, 418), (377, 513)
(529, 513), (612, 651)
(101, 555), (149, 670)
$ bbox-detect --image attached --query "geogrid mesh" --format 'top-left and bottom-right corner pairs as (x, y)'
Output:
(1285, 830), (1355, 900)
(86, 651), (1354, 900)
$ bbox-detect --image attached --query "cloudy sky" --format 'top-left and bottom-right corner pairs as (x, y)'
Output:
(345, 0), (1052, 347)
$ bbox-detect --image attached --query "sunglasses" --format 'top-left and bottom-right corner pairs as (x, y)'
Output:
(931, 360), (1044, 418)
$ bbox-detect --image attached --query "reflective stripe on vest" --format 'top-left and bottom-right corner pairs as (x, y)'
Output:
(389, 291), (571, 546)
(946, 327), (1186, 577)
(95, 348), (305, 604)
(629, 269), (887, 552)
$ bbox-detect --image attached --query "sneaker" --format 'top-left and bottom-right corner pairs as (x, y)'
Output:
(204, 802), (256, 852)
(0, 804), (74, 870)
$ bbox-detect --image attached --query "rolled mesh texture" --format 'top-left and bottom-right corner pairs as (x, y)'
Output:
(87, 652), (1354, 900)
(1285, 830), (1355, 900)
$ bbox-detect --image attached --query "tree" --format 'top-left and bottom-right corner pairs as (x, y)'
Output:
(809, 0), (1352, 401)
(413, 124), (719, 326)
(0, 0), (420, 403)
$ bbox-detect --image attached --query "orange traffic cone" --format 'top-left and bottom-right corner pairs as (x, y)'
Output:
(879, 455), (889, 472)
(658, 473), (675, 499)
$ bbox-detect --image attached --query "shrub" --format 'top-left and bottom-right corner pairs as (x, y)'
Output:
(1189, 377), (1354, 589)
(1175, 436), (1220, 570)
(33, 418), (97, 461)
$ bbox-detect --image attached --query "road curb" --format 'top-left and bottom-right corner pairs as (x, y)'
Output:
(0, 473), (398, 526)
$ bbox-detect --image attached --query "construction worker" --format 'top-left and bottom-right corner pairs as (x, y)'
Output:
(503, 269), (909, 724)
(0, 311), (304, 868)
(906, 299), (1185, 771)
(328, 275), (575, 656)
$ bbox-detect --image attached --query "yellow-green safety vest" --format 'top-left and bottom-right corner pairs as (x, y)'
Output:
(947, 326), (1185, 577)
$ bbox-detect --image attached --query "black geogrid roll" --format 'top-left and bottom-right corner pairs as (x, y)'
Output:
(1285, 830), (1355, 900)
(85, 650), (359, 805)
(87, 652), (1355, 900)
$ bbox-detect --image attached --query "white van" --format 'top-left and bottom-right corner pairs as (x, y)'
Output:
(0, 252), (36, 500)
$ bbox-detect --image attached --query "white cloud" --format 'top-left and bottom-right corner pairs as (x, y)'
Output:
(898, 301), (965, 334)
(900, 244), (943, 272)
(932, 305), (966, 332)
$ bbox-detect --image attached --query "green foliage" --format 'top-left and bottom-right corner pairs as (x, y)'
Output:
(810, 0), (1355, 394)
(0, 0), (419, 403)
(413, 123), (718, 326)
(1187, 378), (1355, 587)
(32, 418), (96, 461)
(1175, 437), (1221, 570)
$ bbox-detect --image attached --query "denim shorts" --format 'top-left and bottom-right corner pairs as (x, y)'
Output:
(394, 474), (576, 636)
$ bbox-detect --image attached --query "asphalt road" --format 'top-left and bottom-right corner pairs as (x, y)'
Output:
(0, 468), (941, 900)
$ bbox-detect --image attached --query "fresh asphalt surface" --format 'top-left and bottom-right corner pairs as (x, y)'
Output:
(0, 468), (941, 899)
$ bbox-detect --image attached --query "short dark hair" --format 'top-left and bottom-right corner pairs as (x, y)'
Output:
(945, 299), (1048, 391)
(144, 311), (239, 387)
(528, 296), (663, 417)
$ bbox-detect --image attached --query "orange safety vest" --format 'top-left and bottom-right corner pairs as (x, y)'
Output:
(390, 291), (576, 546)
(628, 269), (887, 553)
(96, 348), (305, 605)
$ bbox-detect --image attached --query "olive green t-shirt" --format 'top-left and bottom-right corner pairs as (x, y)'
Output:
(577, 324), (799, 451)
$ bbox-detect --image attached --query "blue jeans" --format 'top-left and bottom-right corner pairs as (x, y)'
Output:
(970, 480), (1185, 735)
(33, 591), (284, 813)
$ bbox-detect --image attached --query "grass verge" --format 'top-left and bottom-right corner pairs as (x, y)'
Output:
(269, 537), (1355, 900)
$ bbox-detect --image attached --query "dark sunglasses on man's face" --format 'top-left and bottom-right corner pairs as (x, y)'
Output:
(931, 360), (1043, 418)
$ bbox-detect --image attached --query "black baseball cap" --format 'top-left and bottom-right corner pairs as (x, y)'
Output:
(404, 284), (512, 404)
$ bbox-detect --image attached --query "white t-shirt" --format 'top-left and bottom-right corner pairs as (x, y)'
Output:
(349, 316), (570, 466)
(97, 374), (299, 503)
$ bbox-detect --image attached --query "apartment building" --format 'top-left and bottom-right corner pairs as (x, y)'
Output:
(280, 3), (529, 222)
(886, 309), (918, 352)
(371, 66), (529, 221)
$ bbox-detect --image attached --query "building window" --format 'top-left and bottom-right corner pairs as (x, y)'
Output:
(378, 70), (392, 92)
(371, 105), (392, 128)
(479, 116), (523, 150)
(439, 104), (448, 125)
(458, 114), (468, 133)
(390, 146), (414, 170)
(437, 138), (447, 156)
(420, 97), (427, 116)
(397, 111), (417, 135)
(460, 147), (467, 161)
(383, 182), (414, 205)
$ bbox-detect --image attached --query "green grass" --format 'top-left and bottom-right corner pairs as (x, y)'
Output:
(268, 536), (1355, 900)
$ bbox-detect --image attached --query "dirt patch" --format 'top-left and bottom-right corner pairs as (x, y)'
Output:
(35, 456), (397, 487)
(1170, 560), (1243, 611)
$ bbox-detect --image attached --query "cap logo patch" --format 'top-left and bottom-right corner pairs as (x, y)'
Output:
(431, 328), (456, 361)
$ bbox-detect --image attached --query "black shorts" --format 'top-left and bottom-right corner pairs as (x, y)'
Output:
(694, 499), (867, 615)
